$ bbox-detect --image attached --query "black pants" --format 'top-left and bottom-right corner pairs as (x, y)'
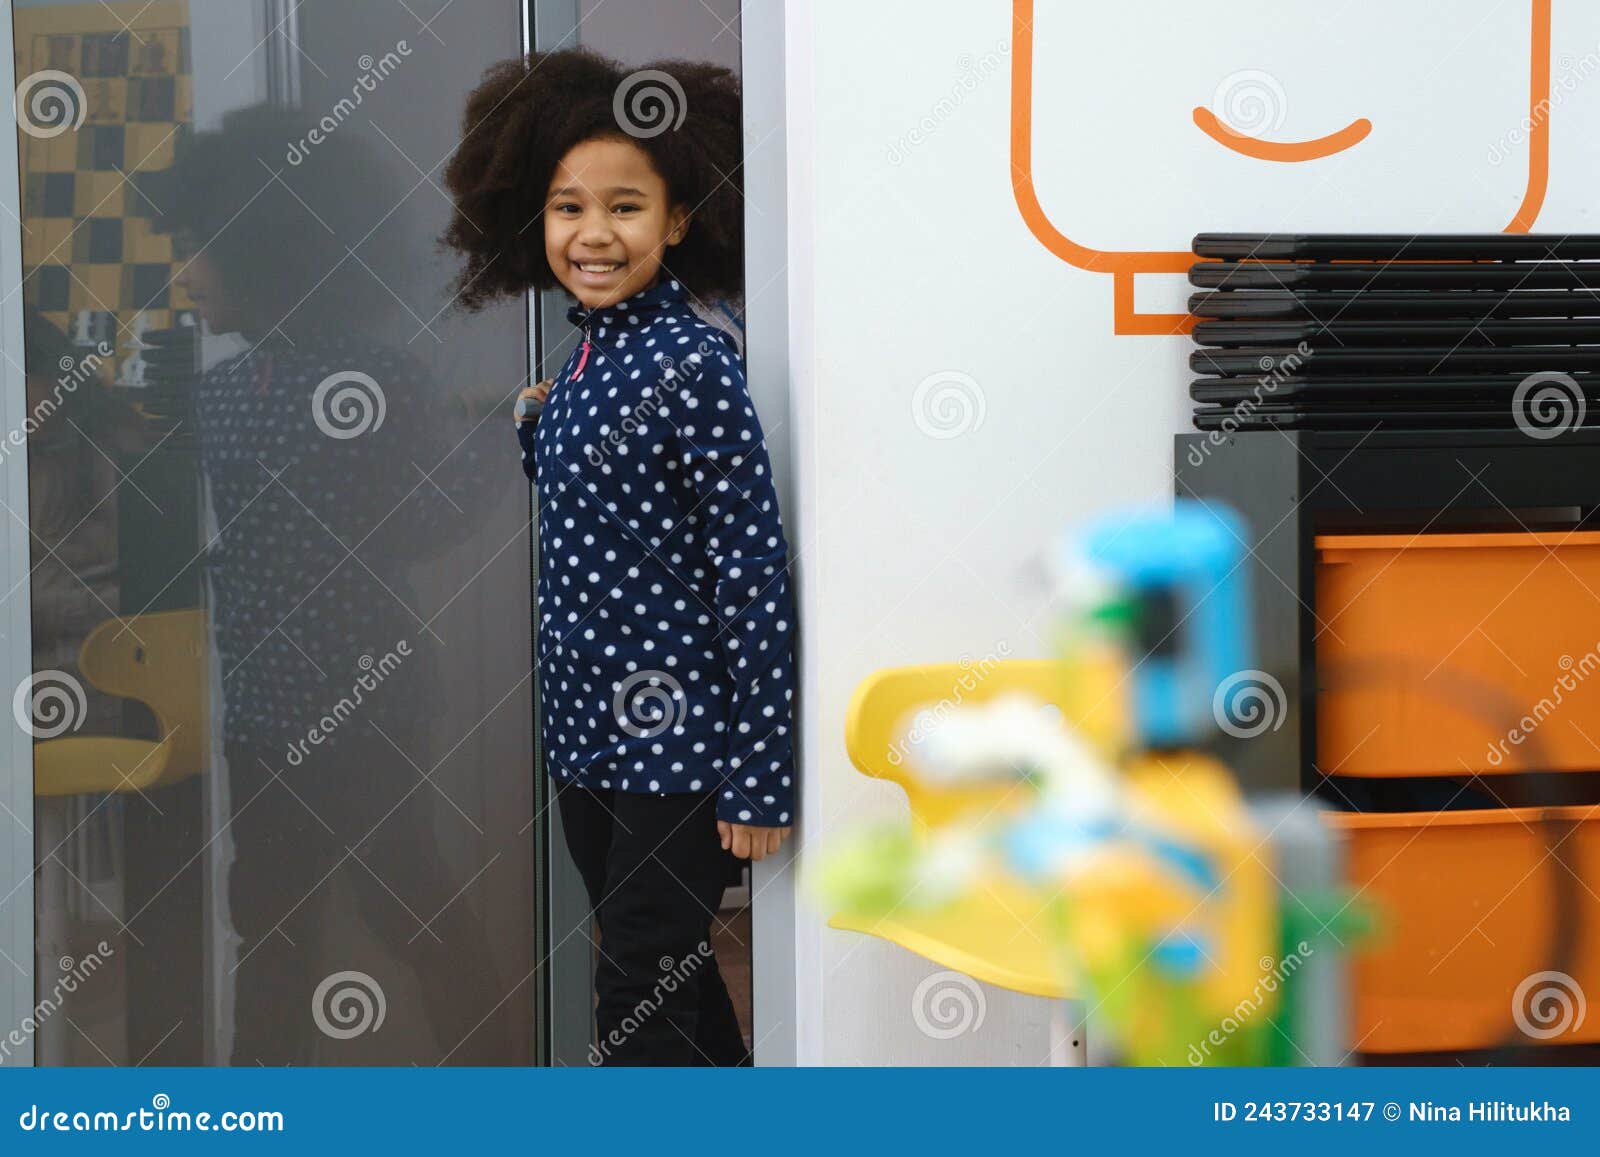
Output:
(557, 784), (750, 1066)
(225, 735), (519, 1065)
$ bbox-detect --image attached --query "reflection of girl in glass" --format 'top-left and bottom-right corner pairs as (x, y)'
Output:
(154, 105), (514, 1064)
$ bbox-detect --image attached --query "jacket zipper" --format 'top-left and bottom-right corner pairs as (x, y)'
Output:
(573, 326), (593, 382)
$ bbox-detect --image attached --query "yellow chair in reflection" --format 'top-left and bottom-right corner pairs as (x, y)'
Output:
(831, 659), (1074, 1000)
(34, 608), (207, 797)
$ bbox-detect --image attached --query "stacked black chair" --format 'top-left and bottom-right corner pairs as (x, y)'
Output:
(1187, 233), (1600, 432)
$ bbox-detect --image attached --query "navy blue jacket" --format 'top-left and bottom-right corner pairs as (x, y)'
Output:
(518, 277), (796, 826)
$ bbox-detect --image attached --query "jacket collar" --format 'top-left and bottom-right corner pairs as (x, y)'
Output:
(566, 276), (687, 330)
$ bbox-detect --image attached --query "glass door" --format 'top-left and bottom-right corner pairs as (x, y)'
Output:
(2, 0), (539, 1065)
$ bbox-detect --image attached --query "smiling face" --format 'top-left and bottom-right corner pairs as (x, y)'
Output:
(544, 136), (690, 311)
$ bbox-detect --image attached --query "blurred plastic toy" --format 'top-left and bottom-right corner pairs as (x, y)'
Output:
(815, 500), (1372, 1065)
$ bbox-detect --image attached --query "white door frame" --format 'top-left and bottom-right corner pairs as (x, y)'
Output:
(740, 0), (798, 1068)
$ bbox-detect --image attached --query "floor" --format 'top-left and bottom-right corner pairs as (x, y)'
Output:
(711, 903), (753, 1052)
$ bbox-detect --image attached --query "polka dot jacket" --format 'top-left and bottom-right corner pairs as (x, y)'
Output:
(518, 277), (797, 827)
(195, 338), (466, 750)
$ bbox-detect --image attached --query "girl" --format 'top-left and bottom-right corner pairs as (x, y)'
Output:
(443, 50), (797, 1065)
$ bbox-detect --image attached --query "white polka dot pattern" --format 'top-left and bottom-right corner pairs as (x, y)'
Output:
(517, 278), (796, 827)
(196, 340), (453, 748)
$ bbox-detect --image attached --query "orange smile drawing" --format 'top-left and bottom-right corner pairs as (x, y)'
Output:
(1192, 108), (1372, 163)
(1011, 0), (1553, 335)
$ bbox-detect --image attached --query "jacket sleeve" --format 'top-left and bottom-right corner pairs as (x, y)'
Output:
(675, 341), (797, 827)
(516, 407), (539, 481)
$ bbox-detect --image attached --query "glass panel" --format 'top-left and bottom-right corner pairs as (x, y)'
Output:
(11, 0), (535, 1064)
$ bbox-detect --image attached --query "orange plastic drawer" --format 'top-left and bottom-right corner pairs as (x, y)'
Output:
(1316, 531), (1600, 777)
(1329, 805), (1600, 1054)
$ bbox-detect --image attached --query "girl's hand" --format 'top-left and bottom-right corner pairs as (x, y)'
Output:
(513, 379), (552, 423)
(718, 821), (791, 862)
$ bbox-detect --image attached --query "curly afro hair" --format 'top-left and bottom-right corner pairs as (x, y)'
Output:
(441, 49), (744, 311)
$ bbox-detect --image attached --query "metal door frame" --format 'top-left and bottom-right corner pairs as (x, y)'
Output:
(0, 0), (37, 1069)
(527, 0), (599, 1070)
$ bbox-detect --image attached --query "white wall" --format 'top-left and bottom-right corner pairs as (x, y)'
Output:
(779, 0), (1600, 1065)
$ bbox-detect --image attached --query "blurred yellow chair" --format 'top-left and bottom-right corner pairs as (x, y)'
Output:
(831, 659), (1075, 1000)
(34, 609), (207, 797)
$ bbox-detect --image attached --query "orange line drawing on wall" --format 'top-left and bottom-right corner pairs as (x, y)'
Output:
(1010, 0), (1552, 336)
(1193, 110), (1372, 163)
